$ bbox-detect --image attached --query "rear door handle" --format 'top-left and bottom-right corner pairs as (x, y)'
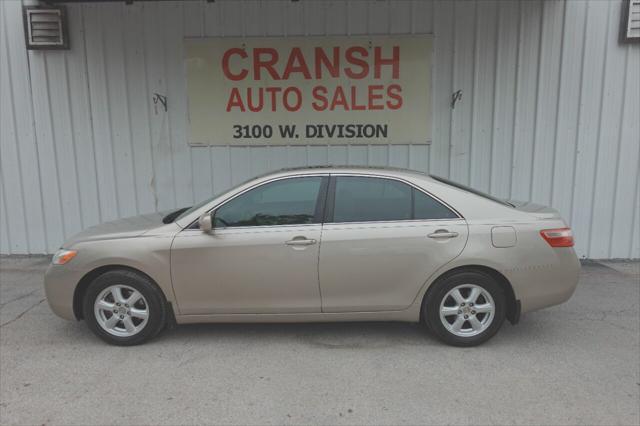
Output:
(285, 237), (317, 246)
(428, 230), (459, 239)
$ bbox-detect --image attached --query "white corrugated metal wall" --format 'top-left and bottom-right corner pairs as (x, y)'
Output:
(1, 0), (639, 258)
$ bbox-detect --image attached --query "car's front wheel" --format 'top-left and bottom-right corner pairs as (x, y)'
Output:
(82, 269), (167, 346)
(423, 270), (506, 346)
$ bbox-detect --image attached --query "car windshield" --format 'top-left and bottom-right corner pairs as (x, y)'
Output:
(172, 171), (295, 223)
(429, 175), (514, 207)
(171, 191), (225, 223)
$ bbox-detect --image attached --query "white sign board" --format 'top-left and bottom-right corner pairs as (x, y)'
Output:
(185, 36), (432, 145)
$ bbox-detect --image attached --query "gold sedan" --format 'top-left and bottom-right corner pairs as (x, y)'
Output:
(44, 167), (579, 346)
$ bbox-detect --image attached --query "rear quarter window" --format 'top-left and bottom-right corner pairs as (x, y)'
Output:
(413, 189), (459, 220)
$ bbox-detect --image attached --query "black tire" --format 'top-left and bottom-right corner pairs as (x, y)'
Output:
(82, 269), (167, 346)
(423, 270), (506, 347)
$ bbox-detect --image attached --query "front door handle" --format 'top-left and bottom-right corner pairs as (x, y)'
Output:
(285, 236), (317, 246)
(428, 230), (459, 239)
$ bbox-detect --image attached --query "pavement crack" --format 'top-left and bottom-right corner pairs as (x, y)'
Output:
(0, 298), (46, 328)
(0, 288), (42, 307)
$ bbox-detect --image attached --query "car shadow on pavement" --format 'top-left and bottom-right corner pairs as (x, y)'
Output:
(145, 317), (546, 349)
(162, 321), (434, 349)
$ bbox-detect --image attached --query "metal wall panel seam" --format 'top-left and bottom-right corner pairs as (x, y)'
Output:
(567, 0), (590, 235)
(100, 12), (122, 220)
(549, 0), (567, 208)
(9, 0), (49, 252)
(163, 4), (179, 208)
(120, 4), (140, 216)
(140, 3), (159, 212)
(1, 8), (30, 253)
(528, 2), (545, 203)
(586, 1), (612, 257)
(81, 4), (104, 225)
(468, 1), (479, 187)
(44, 54), (68, 240)
(607, 46), (630, 257)
(63, 51), (85, 230)
(487, 1), (500, 194)
(507, 0), (521, 199)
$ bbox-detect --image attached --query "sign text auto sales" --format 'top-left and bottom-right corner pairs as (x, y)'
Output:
(185, 36), (432, 145)
(223, 46), (403, 113)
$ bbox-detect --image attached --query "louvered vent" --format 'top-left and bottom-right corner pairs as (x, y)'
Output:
(23, 6), (69, 50)
(621, 0), (640, 43)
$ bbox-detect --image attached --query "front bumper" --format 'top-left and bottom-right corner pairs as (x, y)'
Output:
(43, 264), (84, 320)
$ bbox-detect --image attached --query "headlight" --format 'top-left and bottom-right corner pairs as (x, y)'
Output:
(52, 249), (77, 265)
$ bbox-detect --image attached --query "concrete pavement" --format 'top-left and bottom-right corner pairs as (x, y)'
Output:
(1, 256), (638, 425)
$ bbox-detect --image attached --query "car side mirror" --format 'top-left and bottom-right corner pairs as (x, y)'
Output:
(198, 212), (213, 233)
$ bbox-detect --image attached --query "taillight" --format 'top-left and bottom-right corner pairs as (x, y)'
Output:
(540, 228), (574, 247)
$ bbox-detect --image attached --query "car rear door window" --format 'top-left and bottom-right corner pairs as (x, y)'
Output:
(215, 176), (323, 227)
(332, 176), (458, 223)
(333, 176), (412, 222)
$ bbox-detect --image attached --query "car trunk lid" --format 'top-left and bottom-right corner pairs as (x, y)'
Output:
(507, 200), (563, 220)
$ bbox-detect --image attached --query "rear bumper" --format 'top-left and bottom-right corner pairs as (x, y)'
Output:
(44, 264), (83, 321)
(513, 248), (580, 314)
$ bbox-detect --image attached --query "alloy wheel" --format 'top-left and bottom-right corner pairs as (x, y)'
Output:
(439, 284), (495, 337)
(94, 284), (149, 337)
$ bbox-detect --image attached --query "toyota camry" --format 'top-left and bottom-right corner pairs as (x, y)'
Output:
(44, 166), (579, 346)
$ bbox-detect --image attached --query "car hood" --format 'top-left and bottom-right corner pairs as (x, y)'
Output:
(62, 212), (166, 247)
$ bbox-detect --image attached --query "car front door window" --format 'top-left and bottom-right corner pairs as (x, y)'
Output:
(214, 176), (323, 227)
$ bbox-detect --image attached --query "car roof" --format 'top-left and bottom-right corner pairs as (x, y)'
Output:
(257, 165), (437, 181)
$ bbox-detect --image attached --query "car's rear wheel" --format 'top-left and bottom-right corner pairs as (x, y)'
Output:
(423, 270), (506, 346)
(82, 270), (166, 346)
